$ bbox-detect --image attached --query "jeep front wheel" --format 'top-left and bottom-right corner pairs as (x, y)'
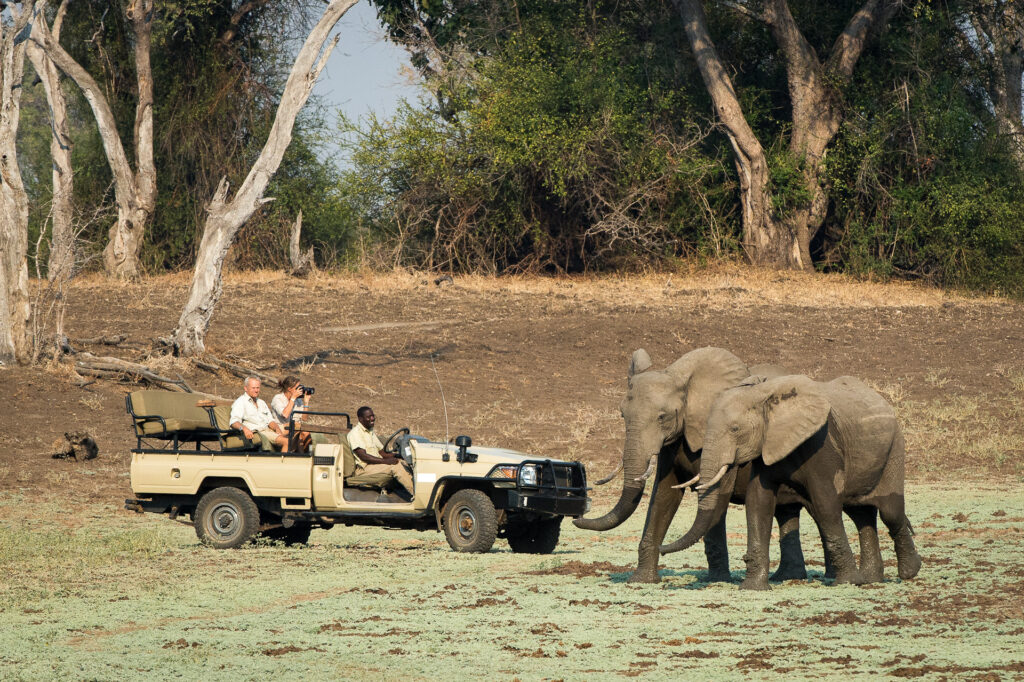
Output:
(194, 487), (259, 549)
(507, 517), (562, 554)
(442, 489), (498, 553)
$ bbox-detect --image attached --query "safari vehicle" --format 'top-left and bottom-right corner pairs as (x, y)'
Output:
(123, 390), (590, 553)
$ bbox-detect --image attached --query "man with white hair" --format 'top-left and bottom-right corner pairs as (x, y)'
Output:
(229, 376), (287, 449)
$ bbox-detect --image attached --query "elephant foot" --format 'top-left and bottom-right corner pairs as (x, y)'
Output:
(858, 564), (884, 584)
(831, 567), (865, 586)
(627, 570), (661, 584)
(769, 563), (808, 582)
(898, 551), (922, 580)
(705, 568), (732, 583)
(739, 575), (771, 591)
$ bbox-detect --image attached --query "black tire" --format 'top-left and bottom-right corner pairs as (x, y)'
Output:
(506, 517), (562, 554)
(262, 524), (312, 546)
(442, 489), (498, 553)
(194, 487), (259, 549)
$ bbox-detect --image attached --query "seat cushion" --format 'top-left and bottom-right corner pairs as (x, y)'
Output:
(341, 439), (356, 477)
(139, 417), (211, 436)
(345, 470), (393, 488)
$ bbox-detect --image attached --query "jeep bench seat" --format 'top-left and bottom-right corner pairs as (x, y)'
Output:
(127, 390), (218, 441)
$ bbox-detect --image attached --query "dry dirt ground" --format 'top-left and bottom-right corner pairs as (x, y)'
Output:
(2, 269), (1024, 679)
(3, 268), (1022, 500)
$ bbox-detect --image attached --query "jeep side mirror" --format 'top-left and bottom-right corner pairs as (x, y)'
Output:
(455, 435), (472, 463)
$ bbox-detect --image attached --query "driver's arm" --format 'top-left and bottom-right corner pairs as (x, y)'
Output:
(353, 447), (398, 466)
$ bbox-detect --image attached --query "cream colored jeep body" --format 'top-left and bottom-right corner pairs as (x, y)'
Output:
(124, 391), (589, 553)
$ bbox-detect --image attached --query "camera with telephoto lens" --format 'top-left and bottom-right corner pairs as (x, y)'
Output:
(299, 385), (315, 396)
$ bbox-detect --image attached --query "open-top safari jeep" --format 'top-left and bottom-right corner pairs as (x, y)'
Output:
(124, 390), (590, 553)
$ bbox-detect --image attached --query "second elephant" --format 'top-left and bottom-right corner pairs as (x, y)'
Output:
(661, 374), (923, 590)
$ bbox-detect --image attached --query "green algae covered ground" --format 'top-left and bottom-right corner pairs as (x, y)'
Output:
(1, 483), (1022, 680)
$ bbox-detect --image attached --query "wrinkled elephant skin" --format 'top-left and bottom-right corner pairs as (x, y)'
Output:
(662, 374), (923, 590)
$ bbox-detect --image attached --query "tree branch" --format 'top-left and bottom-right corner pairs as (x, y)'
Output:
(828, 0), (894, 82)
(720, 0), (768, 23)
(220, 0), (274, 45)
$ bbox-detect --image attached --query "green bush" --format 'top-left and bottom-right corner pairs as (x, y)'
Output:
(339, 6), (737, 273)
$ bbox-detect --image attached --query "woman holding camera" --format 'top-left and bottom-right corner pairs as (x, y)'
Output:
(271, 375), (313, 452)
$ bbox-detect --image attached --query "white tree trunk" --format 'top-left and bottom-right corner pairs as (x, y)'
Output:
(173, 0), (356, 356)
(289, 209), (314, 276)
(34, 0), (155, 280)
(27, 0), (74, 283)
(0, 4), (35, 365)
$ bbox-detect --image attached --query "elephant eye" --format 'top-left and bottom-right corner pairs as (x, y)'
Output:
(729, 424), (740, 433)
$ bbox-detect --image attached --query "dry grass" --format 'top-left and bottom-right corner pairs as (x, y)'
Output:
(44, 264), (1001, 311)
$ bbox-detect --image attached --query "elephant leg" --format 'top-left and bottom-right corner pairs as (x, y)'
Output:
(739, 470), (776, 591)
(805, 487), (860, 585)
(847, 506), (883, 583)
(629, 460), (684, 584)
(878, 500), (922, 580)
(770, 503), (807, 582)
(704, 513), (731, 582)
(801, 502), (837, 579)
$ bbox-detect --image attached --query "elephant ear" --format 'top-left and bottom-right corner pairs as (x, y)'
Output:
(761, 376), (831, 466)
(667, 347), (748, 452)
(628, 349), (653, 377)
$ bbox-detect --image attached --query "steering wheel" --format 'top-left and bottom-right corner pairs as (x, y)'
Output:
(383, 427), (411, 456)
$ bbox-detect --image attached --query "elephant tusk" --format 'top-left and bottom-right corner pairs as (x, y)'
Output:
(695, 465), (729, 491)
(672, 474), (700, 490)
(593, 461), (623, 486)
(633, 455), (658, 482)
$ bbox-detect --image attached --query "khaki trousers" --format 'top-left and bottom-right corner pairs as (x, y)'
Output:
(358, 462), (414, 496)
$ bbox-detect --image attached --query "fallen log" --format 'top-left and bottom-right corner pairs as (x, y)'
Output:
(75, 353), (191, 391)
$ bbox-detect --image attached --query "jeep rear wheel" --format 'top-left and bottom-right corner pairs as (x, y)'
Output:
(442, 489), (498, 553)
(194, 487), (259, 549)
(507, 517), (562, 554)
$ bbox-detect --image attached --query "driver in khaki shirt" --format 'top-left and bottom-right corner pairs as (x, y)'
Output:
(347, 406), (414, 496)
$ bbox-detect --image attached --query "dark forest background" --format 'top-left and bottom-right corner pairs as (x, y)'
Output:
(21, 0), (1024, 295)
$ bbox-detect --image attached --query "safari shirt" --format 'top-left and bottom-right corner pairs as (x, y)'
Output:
(270, 393), (306, 426)
(229, 394), (276, 432)
(347, 422), (384, 469)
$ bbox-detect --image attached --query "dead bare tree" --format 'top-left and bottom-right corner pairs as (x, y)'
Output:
(172, 0), (356, 357)
(0, 2), (35, 366)
(26, 0), (73, 284)
(289, 209), (315, 276)
(33, 0), (155, 280)
(673, 0), (895, 269)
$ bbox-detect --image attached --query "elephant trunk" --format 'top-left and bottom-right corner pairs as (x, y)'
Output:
(660, 466), (736, 554)
(572, 483), (645, 531)
(574, 440), (650, 532)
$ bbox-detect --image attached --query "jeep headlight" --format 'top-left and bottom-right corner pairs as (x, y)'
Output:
(490, 465), (518, 480)
(519, 464), (540, 487)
